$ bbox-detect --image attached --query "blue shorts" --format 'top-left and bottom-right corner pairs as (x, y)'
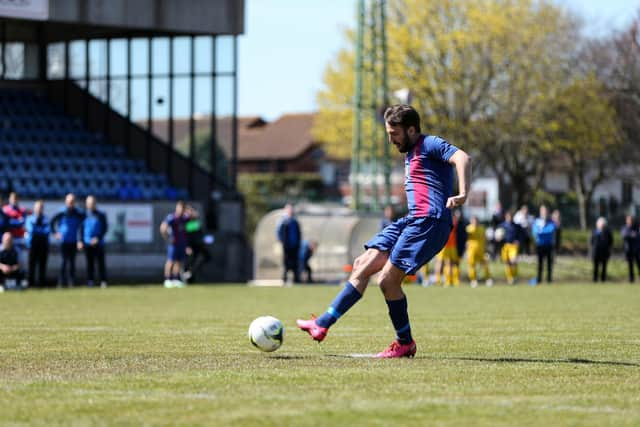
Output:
(365, 216), (451, 274)
(167, 244), (187, 262)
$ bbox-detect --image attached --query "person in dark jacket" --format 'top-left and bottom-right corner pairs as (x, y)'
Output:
(79, 195), (108, 288)
(299, 240), (318, 283)
(532, 205), (557, 284)
(182, 205), (212, 283)
(51, 193), (85, 288)
(25, 200), (50, 287)
(591, 217), (614, 282)
(621, 214), (640, 283)
(0, 232), (26, 290)
(276, 203), (302, 283)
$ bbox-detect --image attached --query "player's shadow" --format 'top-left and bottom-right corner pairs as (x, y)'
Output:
(444, 356), (639, 367)
(268, 355), (306, 360)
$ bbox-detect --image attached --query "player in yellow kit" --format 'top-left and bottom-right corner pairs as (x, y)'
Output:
(465, 216), (493, 287)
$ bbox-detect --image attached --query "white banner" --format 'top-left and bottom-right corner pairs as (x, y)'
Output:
(0, 0), (49, 20)
(32, 201), (154, 244)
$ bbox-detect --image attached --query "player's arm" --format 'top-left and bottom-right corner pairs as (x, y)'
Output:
(446, 149), (471, 209)
(160, 221), (169, 241)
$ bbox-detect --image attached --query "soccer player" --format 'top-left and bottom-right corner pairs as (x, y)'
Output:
(532, 205), (556, 284)
(466, 215), (492, 287)
(25, 200), (51, 288)
(297, 104), (471, 358)
(591, 217), (613, 282)
(436, 212), (463, 287)
(79, 196), (109, 288)
(51, 194), (85, 288)
(160, 200), (190, 288)
(0, 232), (27, 290)
(3, 192), (29, 265)
(499, 211), (521, 285)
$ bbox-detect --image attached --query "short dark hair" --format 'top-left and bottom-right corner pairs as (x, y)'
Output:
(384, 104), (421, 133)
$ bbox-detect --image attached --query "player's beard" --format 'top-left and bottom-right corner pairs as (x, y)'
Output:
(396, 132), (413, 153)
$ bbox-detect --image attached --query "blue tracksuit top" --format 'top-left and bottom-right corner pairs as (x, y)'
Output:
(24, 214), (51, 247)
(81, 210), (108, 246)
(51, 207), (85, 244)
(532, 218), (556, 247)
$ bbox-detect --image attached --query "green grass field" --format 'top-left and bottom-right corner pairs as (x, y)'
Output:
(1, 283), (639, 426)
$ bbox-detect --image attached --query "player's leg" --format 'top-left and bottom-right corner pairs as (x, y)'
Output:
(468, 247), (478, 286)
(377, 261), (415, 353)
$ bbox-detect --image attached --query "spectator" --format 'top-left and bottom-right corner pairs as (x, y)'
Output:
(532, 205), (557, 284)
(182, 205), (212, 282)
(513, 205), (533, 255)
(25, 200), (50, 288)
(551, 209), (562, 253)
(500, 211), (522, 285)
(299, 240), (318, 283)
(465, 215), (493, 288)
(489, 201), (505, 260)
(591, 217), (613, 283)
(79, 195), (108, 288)
(276, 203), (302, 283)
(0, 232), (27, 290)
(621, 215), (640, 283)
(380, 204), (395, 230)
(51, 193), (85, 288)
(3, 192), (29, 264)
(160, 200), (190, 288)
(0, 196), (22, 241)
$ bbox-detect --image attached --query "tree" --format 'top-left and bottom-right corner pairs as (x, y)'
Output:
(543, 75), (622, 229)
(313, 0), (583, 207)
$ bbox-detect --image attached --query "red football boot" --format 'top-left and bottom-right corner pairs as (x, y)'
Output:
(296, 315), (328, 342)
(375, 340), (417, 358)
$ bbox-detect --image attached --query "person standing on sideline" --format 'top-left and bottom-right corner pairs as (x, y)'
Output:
(513, 205), (533, 255)
(532, 205), (557, 284)
(182, 205), (212, 282)
(298, 240), (318, 283)
(51, 193), (85, 288)
(621, 215), (640, 283)
(489, 201), (505, 260)
(500, 211), (522, 285)
(0, 232), (27, 290)
(551, 209), (562, 253)
(160, 200), (190, 288)
(79, 195), (108, 288)
(466, 215), (492, 287)
(591, 217), (613, 283)
(297, 104), (471, 358)
(277, 203), (302, 283)
(25, 200), (50, 287)
(3, 192), (29, 265)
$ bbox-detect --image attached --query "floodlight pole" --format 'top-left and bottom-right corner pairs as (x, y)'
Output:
(351, 0), (365, 211)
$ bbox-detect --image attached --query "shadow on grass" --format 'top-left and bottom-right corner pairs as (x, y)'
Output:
(438, 356), (639, 367)
(325, 354), (639, 366)
(268, 355), (306, 360)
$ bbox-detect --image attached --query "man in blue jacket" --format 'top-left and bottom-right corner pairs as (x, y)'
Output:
(25, 200), (50, 287)
(532, 205), (557, 284)
(79, 195), (108, 288)
(276, 203), (302, 283)
(51, 193), (85, 288)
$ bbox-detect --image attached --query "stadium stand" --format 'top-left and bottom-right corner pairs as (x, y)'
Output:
(0, 89), (188, 201)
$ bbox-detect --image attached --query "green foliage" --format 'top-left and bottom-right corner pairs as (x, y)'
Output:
(238, 173), (324, 238)
(1, 285), (639, 426)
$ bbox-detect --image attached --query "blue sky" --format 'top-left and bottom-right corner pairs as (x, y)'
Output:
(237, 0), (640, 120)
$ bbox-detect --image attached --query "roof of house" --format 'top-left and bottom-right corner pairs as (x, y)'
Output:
(143, 113), (316, 161)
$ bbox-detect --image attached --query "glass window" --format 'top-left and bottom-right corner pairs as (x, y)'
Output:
(151, 76), (170, 142)
(130, 77), (149, 126)
(4, 42), (25, 79)
(172, 36), (191, 75)
(47, 42), (65, 79)
(109, 38), (127, 77)
(89, 39), (107, 78)
(152, 37), (169, 75)
(69, 40), (86, 81)
(215, 76), (235, 185)
(131, 38), (149, 76)
(194, 36), (213, 74)
(193, 76), (213, 172)
(89, 79), (108, 102)
(216, 36), (235, 73)
(110, 78), (128, 116)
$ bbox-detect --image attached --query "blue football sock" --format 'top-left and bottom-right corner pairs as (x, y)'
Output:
(386, 296), (413, 345)
(316, 282), (362, 328)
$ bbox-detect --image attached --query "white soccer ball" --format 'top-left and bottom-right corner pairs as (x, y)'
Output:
(248, 316), (284, 352)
